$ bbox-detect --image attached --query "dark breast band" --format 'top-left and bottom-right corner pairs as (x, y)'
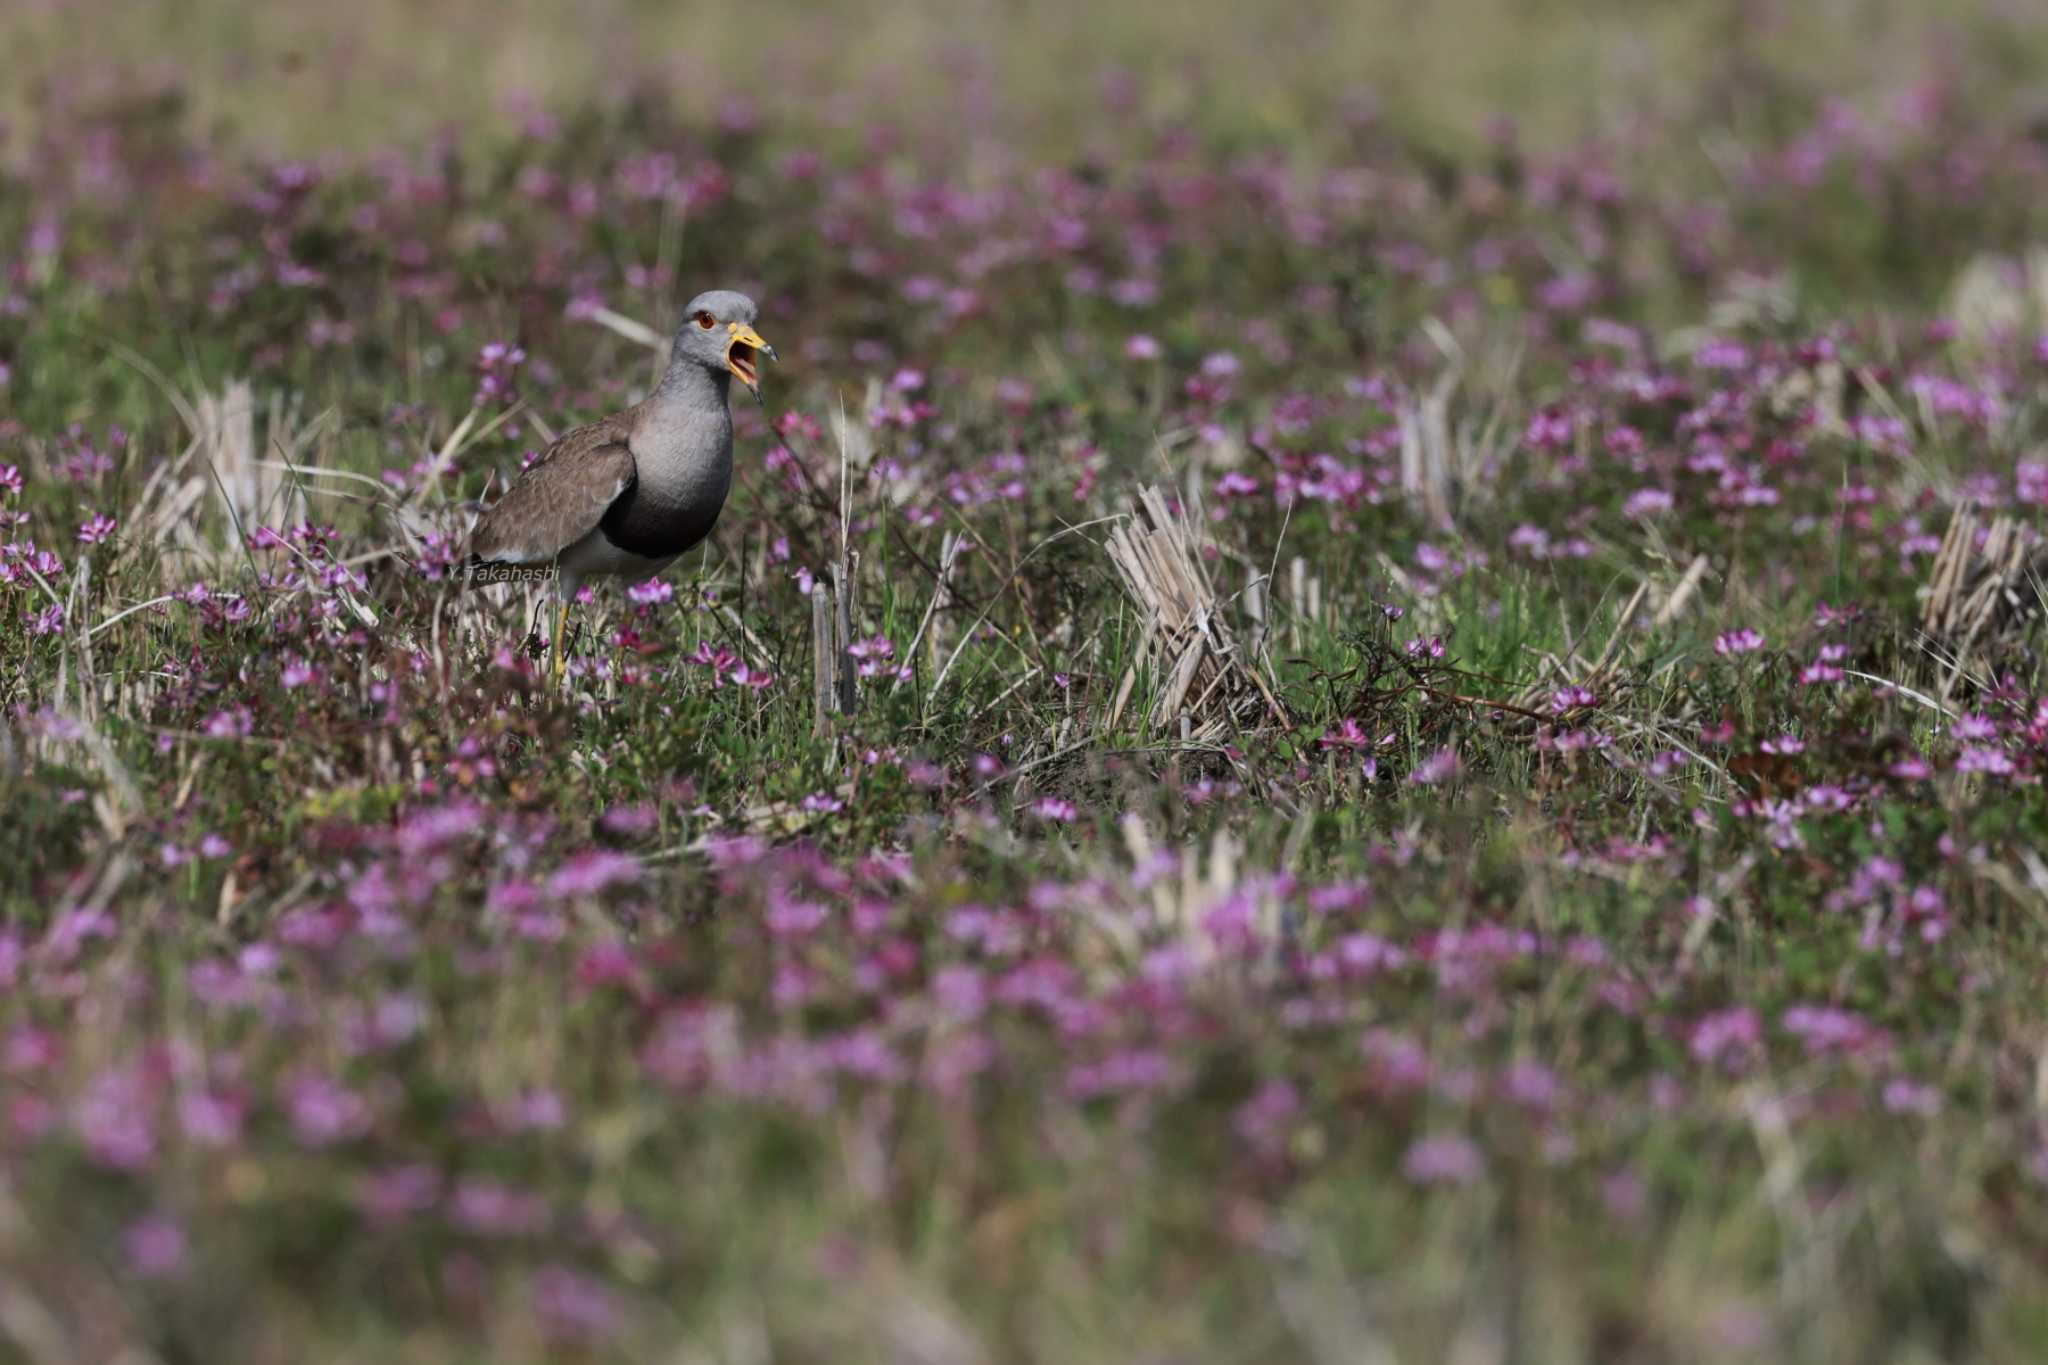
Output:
(597, 478), (721, 560)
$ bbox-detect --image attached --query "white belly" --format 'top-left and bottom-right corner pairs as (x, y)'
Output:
(556, 529), (679, 595)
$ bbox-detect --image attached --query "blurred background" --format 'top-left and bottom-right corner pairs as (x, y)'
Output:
(6, 0), (2046, 162)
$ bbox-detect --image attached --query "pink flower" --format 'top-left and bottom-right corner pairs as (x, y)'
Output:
(764, 895), (829, 938)
(283, 1073), (371, 1147)
(547, 850), (641, 898)
(1623, 487), (1673, 519)
(599, 803), (657, 836)
(358, 1164), (441, 1225)
(532, 1265), (621, 1342)
(1690, 1007), (1761, 1068)
(1409, 746), (1460, 787)
(1233, 1080), (1301, 1153)
(932, 965), (987, 1020)
(1501, 1060), (1562, 1110)
(178, 1088), (245, 1147)
(1951, 714), (1999, 741)
(1956, 746), (2015, 776)
(1695, 338), (1751, 370)
(397, 800), (484, 855)
(1550, 686), (1597, 714)
(472, 340), (526, 407)
(1402, 1134), (1485, 1185)
(846, 634), (903, 680)
(1067, 1047), (1176, 1100)
(204, 707), (253, 739)
(1799, 659), (1844, 685)
(1715, 628), (1765, 656)
(122, 1215), (188, 1280)
(76, 513), (117, 544)
(74, 1066), (158, 1170)
(1318, 718), (1373, 751)
(452, 1178), (549, 1236)
(1780, 1004), (1888, 1058)
(1882, 1078), (1941, 1116)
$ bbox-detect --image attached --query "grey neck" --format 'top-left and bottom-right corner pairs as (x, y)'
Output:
(650, 355), (731, 411)
(629, 355), (734, 514)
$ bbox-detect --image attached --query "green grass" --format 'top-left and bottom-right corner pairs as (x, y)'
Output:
(5, 5), (2048, 1361)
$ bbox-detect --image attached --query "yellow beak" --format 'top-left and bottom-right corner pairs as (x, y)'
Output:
(724, 322), (776, 398)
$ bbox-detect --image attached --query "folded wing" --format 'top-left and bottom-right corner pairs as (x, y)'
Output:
(468, 414), (638, 566)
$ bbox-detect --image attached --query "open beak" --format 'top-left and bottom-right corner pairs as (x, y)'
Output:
(724, 323), (777, 402)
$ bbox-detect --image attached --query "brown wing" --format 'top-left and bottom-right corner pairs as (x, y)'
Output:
(468, 412), (638, 565)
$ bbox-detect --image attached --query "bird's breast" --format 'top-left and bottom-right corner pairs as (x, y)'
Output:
(599, 475), (726, 560)
(600, 421), (733, 561)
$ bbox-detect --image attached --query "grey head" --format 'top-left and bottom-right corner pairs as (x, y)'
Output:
(670, 289), (775, 400)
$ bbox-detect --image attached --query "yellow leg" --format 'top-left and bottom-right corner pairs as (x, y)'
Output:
(551, 598), (570, 687)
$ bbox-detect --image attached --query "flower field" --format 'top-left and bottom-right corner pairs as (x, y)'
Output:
(5, 2), (2048, 1359)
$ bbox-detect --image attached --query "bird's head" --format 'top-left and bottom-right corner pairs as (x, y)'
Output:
(673, 289), (776, 401)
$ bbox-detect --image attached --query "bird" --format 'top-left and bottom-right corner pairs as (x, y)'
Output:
(467, 289), (775, 682)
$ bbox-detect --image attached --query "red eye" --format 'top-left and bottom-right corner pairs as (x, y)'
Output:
(695, 311), (716, 329)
